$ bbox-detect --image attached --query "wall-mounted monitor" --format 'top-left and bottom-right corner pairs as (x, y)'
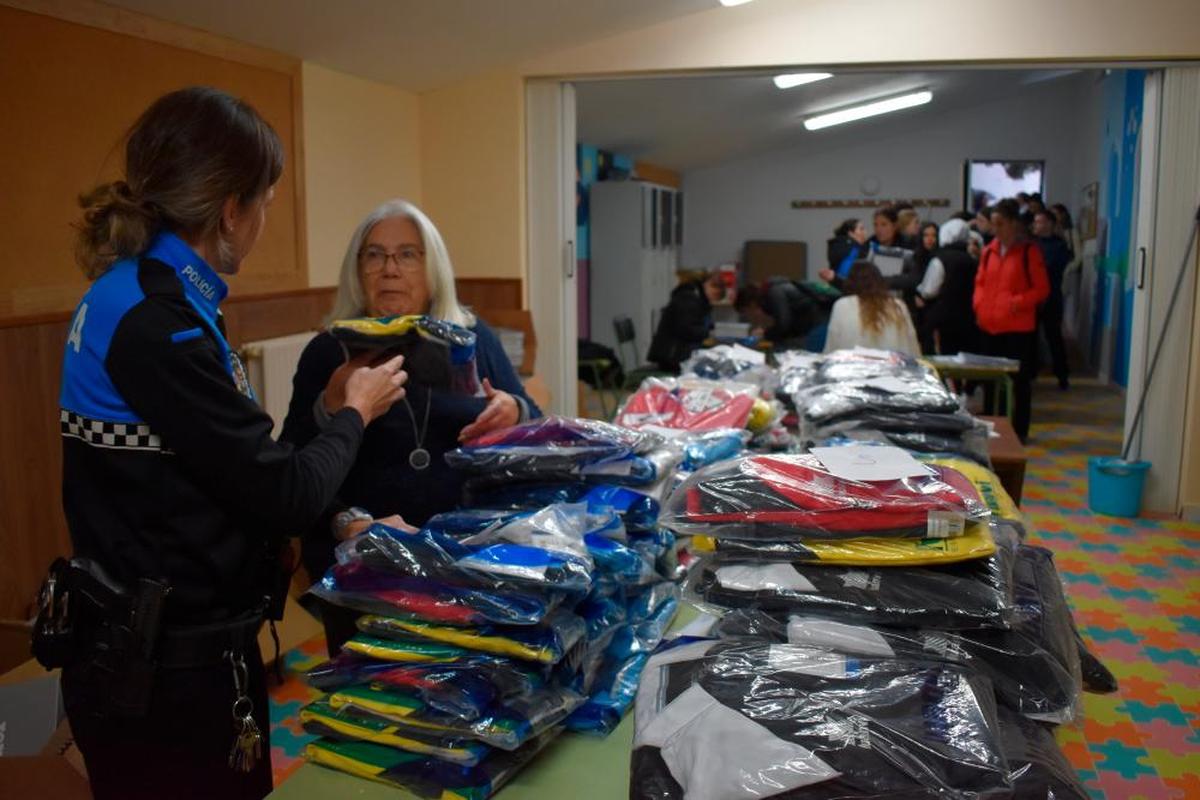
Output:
(964, 159), (1045, 213)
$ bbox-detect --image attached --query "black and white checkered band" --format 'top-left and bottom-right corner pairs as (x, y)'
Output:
(60, 409), (166, 452)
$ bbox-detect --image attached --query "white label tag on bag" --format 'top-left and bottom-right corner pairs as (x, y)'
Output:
(810, 444), (931, 482)
(787, 617), (896, 658)
(767, 645), (848, 678)
(715, 563), (817, 593)
(926, 510), (966, 539)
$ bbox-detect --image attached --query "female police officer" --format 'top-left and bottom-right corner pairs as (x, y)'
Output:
(48, 87), (407, 799)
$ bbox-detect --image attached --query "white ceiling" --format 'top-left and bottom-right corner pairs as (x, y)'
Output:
(576, 68), (1093, 171)
(100, 0), (715, 91)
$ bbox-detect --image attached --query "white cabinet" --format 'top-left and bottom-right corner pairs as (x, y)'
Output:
(589, 181), (681, 360)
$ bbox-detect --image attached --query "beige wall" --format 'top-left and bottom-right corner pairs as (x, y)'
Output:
(521, 0), (1200, 76)
(419, 69), (526, 284)
(302, 62), (422, 288)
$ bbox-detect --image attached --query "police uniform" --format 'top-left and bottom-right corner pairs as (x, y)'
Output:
(56, 232), (366, 799)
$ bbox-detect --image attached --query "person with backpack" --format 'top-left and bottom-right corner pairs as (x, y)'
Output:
(973, 198), (1050, 441)
(647, 270), (725, 371)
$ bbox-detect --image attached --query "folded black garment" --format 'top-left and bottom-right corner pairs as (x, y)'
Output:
(690, 524), (1018, 630)
(630, 639), (1010, 800)
(812, 410), (979, 436)
(715, 601), (1077, 723)
(995, 708), (1090, 799)
(794, 376), (962, 427)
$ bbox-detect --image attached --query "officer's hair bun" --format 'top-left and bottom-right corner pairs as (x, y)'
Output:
(74, 180), (161, 279)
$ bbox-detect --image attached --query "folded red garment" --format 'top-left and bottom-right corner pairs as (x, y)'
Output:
(674, 454), (985, 539)
(616, 383), (756, 431)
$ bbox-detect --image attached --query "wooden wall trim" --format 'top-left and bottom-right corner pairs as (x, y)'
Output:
(0, 278), (526, 620)
(0, 286), (338, 330)
(0, 0), (299, 73)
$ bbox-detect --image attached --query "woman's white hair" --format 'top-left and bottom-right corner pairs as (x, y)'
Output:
(326, 198), (475, 328)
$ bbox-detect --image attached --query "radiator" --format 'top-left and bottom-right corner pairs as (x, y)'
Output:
(239, 332), (316, 438)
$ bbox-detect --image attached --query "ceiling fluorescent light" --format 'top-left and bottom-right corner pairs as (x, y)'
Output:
(804, 90), (933, 131)
(773, 72), (833, 90)
(719, 0), (755, 6)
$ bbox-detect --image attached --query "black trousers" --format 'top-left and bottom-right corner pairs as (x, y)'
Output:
(1038, 297), (1069, 383)
(62, 642), (273, 800)
(981, 330), (1038, 441)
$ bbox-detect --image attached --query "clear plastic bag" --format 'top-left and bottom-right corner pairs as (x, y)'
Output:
(680, 344), (769, 384)
(813, 347), (928, 383)
(304, 654), (543, 720)
(615, 376), (762, 432)
(464, 482), (662, 532)
(630, 639), (1010, 800)
(448, 415), (663, 471)
(565, 583), (679, 736)
(329, 314), (480, 395)
(301, 699), (490, 765)
(661, 453), (989, 541)
(714, 595), (1078, 724)
(356, 608), (587, 666)
(996, 708), (1090, 799)
(1005, 545), (1082, 722)
(323, 681), (583, 751)
(563, 652), (649, 736)
(304, 729), (558, 800)
(687, 522), (1019, 630)
(705, 519), (998, 567)
(917, 455), (1027, 538)
(792, 372), (962, 428)
(329, 520), (593, 595)
(666, 428), (751, 471)
(454, 446), (680, 489)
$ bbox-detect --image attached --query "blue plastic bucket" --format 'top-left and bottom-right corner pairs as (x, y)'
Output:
(1088, 457), (1151, 517)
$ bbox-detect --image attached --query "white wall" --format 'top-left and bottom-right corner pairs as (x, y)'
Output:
(681, 75), (1099, 272)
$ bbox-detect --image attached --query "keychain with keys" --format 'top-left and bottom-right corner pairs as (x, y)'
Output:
(226, 651), (263, 772)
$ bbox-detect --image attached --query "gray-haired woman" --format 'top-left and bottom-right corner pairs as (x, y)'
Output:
(280, 199), (541, 653)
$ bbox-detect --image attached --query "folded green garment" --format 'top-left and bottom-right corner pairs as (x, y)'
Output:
(305, 732), (557, 800)
(327, 682), (583, 751)
(341, 634), (473, 663)
(299, 700), (488, 766)
(357, 609), (586, 665)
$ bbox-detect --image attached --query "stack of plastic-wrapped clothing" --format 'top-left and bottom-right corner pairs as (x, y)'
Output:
(782, 347), (991, 466)
(302, 503), (678, 797)
(446, 416), (685, 580)
(644, 445), (1098, 799)
(615, 373), (790, 455)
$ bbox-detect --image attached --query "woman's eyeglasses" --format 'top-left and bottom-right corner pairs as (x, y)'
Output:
(359, 245), (425, 275)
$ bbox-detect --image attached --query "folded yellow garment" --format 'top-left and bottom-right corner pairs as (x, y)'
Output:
(299, 702), (485, 764)
(356, 615), (555, 663)
(330, 315), (422, 338)
(919, 454), (1026, 531)
(692, 520), (996, 566)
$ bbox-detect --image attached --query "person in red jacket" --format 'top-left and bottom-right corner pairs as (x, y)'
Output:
(973, 198), (1050, 441)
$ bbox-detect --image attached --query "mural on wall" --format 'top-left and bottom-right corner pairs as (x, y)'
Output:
(1091, 69), (1144, 387)
(576, 143), (634, 340)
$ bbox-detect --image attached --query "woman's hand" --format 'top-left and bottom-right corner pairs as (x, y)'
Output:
(458, 378), (520, 442)
(818, 268), (836, 283)
(342, 354), (407, 425)
(322, 351), (378, 414)
(337, 513), (418, 542)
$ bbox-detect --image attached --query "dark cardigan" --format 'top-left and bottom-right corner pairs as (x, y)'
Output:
(280, 318), (541, 581)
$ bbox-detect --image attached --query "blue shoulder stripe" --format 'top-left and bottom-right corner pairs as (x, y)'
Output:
(59, 259), (146, 424)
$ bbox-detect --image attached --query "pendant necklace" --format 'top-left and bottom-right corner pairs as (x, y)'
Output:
(402, 390), (433, 470)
